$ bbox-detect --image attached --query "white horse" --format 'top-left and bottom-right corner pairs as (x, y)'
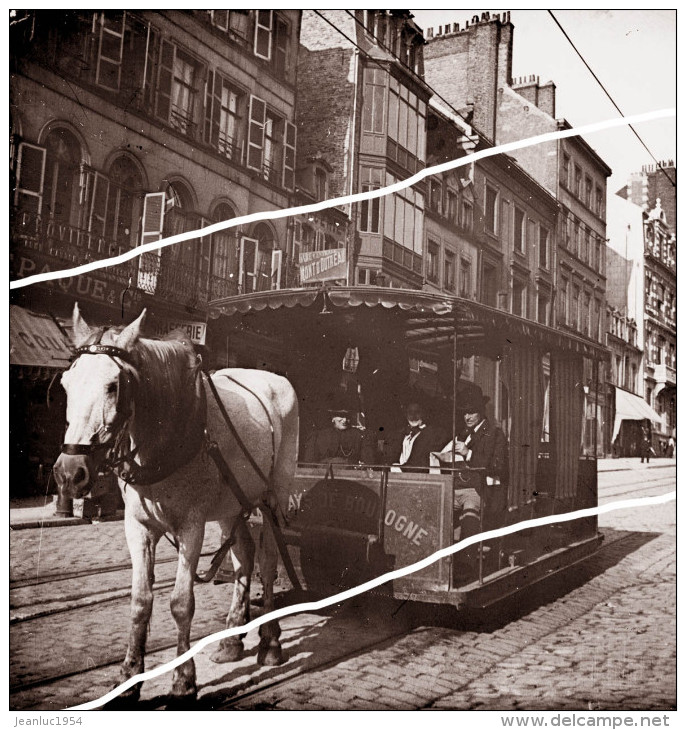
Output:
(53, 305), (299, 702)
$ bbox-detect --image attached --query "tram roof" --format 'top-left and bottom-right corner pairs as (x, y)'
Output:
(208, 287), (609, 361)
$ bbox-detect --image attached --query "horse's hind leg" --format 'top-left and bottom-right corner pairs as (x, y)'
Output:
(257, 520), (284, 666)
(169, 521), (204, 699)
(118, 516), (160, 701)
(210, 516), (254, 663)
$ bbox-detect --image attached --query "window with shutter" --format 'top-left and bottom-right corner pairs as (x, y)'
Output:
(273, 16), (289, 77)
(239, 236), (259, 292)
(254, 10), (273, 60)
(141, 192), (165, 245)
(138, 192), (165, 293)
(88, 171), (110, 240)
(271, 249), (283, 290)
(283, 121), (296, 190)
(204, 68), (215, 146)
(95, 12), (125, 91)
(155, 39), (174, 122)
(247, 95), (266, 171)
(14, 143), (46, 216)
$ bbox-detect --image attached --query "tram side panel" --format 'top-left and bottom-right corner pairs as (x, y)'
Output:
(286, 467), (454, 597)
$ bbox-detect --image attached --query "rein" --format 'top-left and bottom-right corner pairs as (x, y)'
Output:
(61, 338), (301, 590)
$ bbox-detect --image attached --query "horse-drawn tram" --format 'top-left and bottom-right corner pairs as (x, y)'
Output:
(207, 286), (608, 610)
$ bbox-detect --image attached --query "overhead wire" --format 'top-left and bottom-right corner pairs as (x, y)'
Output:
(547, 10), (675, 187)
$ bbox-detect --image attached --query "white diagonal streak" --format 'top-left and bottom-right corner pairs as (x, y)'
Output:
(68, 490), (675, 710)
(10, 108), (675, 291)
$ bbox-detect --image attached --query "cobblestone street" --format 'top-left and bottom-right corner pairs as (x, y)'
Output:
(9, 462), (676, 711)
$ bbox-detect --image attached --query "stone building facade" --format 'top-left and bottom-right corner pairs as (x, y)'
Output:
(605, 193), (676, 455)
(422, 11), (612, 454)
(297, 9), (431, 289)
(11, 9), (301, 337)
(9, 9), (302, 495)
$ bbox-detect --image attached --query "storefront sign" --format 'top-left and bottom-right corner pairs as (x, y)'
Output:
(299, 248), (347, 283)
(12, 250), (140, 308)
(155, 320), (207, 345)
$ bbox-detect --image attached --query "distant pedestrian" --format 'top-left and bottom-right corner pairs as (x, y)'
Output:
(640, 427), (652, 464)
(668, 436), (675, 458)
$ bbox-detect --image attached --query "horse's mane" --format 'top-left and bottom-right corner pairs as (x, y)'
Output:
(98, 326), (202, 452)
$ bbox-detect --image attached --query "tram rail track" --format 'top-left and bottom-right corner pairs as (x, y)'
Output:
(10, 528), (643, 706)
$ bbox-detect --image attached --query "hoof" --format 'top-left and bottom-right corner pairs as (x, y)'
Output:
(104, 681), (141, 709)
(209, 639), (244, 664)
(257, 642), (285, 667)
(168, 688), (197, 709)
(171, 676), (197, 701)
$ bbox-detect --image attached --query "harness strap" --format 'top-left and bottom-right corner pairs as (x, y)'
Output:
(204, 373), (274, 488)
(194, 516), (244, 584)
(205, 430), (302, 592)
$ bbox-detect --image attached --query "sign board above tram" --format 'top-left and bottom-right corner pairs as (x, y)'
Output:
(299, 248), (347, 283)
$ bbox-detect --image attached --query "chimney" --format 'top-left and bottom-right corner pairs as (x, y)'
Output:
(537, 80), (556, 117)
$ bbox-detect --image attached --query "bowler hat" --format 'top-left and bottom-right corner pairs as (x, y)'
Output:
(460, 387), (489, 413)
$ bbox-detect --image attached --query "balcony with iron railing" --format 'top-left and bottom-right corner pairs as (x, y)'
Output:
(11, 209), (209, 310)
(217, 132), (242, 164)
(261, 160), (281, 187)
(170, 104), (197, 139)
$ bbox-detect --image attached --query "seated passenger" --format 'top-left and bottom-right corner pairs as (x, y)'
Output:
(434, 389), (509, 573)
(388, 402), (443, 473)
(303, 407), (374, 465)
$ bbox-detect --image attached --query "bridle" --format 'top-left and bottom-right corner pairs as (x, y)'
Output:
(61, 342), (136, 469)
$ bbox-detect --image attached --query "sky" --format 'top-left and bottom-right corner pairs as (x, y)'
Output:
(410, 9), (677, 194)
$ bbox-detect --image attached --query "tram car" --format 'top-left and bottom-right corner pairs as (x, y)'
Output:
(207, 286), (607, 610)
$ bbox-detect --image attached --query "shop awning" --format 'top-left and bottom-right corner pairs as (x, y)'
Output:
(10, 305), (72, 371)
(612, 387), (663, 442)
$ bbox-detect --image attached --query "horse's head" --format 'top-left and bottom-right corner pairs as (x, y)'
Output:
(53, 304), (146, 498)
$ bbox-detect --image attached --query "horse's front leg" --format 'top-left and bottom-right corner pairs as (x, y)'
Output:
(118, 516), (159, 700)
(169, 521), (204, 699)
(210, 516), (254, 663)
(257, 520), (285, 666)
